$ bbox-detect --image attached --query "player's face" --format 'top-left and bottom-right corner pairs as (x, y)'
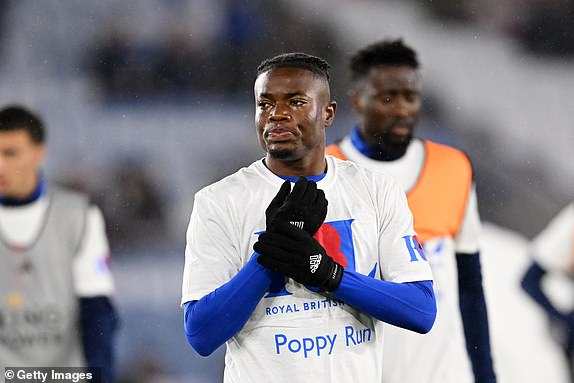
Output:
(351, 65), (421, 149)
(255, 67), (336, 164)
(0, 130), (45, 198)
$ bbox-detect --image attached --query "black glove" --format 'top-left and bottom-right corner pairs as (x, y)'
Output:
(265, 179), (291, 228)
(265, 176), (327, 236)
(255, 220), (344, 291)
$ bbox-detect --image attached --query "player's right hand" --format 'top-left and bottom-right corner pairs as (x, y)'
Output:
(255, 220), (343, 292)
(265, 176), (328, 236)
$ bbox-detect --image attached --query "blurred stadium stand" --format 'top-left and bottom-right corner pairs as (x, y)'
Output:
(0, 0), (572, 381)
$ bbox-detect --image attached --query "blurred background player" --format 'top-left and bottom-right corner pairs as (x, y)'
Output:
(0, 106), (117, 382)
(181, 53), (436, 383)
(0, 1), (571, 381)
(522, 203), (574, 382)
(326, 39), (496, 383)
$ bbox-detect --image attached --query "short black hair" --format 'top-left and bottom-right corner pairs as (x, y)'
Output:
(256, 52), (331, 82)
(349, 39), (419, 82)
(0, 105), (45, 144)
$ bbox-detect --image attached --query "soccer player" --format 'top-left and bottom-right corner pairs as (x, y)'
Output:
(0, 106), (117, 382)
(326, 40), (496, 383)
(521, 203), (574, 380)
(181, 52), (437, 383)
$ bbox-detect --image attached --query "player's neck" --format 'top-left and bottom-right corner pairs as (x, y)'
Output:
(0, 175), (45, 207)
(263, 153), (327, 177)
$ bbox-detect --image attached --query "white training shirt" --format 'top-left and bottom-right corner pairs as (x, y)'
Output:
(337, 136), (480, 383)
(0, 195), (115, 297)
(181, 156), (432, 383)
(530, 203), (574, 274)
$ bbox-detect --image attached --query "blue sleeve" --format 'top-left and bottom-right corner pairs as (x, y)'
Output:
(456, 252), (496, 383)
(79, 296), (118, 383)
(521, 260), (566, 321)
(522, 261), (574, 358)
(183, 253), (276, 356)
(331, 270), (436, 334)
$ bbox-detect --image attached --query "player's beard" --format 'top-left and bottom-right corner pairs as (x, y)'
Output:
(375, 117), (416, 154)
(379, 129), (412, 151)
(369, 127), (413, 161)
(268, 147), (295, 160)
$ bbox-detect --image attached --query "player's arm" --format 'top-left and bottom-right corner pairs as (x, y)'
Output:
(521, 203), (574, 324)
(356, 175), (436, 333)
(184, 253), (275, 356)
(521, 259), (574, 359)
(79, 297), (118, 382)
(73, 206), (118, 383)
(183, 181), (308, 357)
(456, 252), (496, 383)
(333, 272), (435, 333)
(521, 260), (567, 321)
(522, 203), (574, 363)
(454, 185), (496, 383)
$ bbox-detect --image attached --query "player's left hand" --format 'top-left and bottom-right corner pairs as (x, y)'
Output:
(265, 176), (328, 236)
(254, 220), (343, 291)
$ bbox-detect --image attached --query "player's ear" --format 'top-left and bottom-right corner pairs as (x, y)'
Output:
(324, 101), (337, 128)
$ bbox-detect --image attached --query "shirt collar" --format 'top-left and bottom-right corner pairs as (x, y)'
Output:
(0, 173), (46, 207)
